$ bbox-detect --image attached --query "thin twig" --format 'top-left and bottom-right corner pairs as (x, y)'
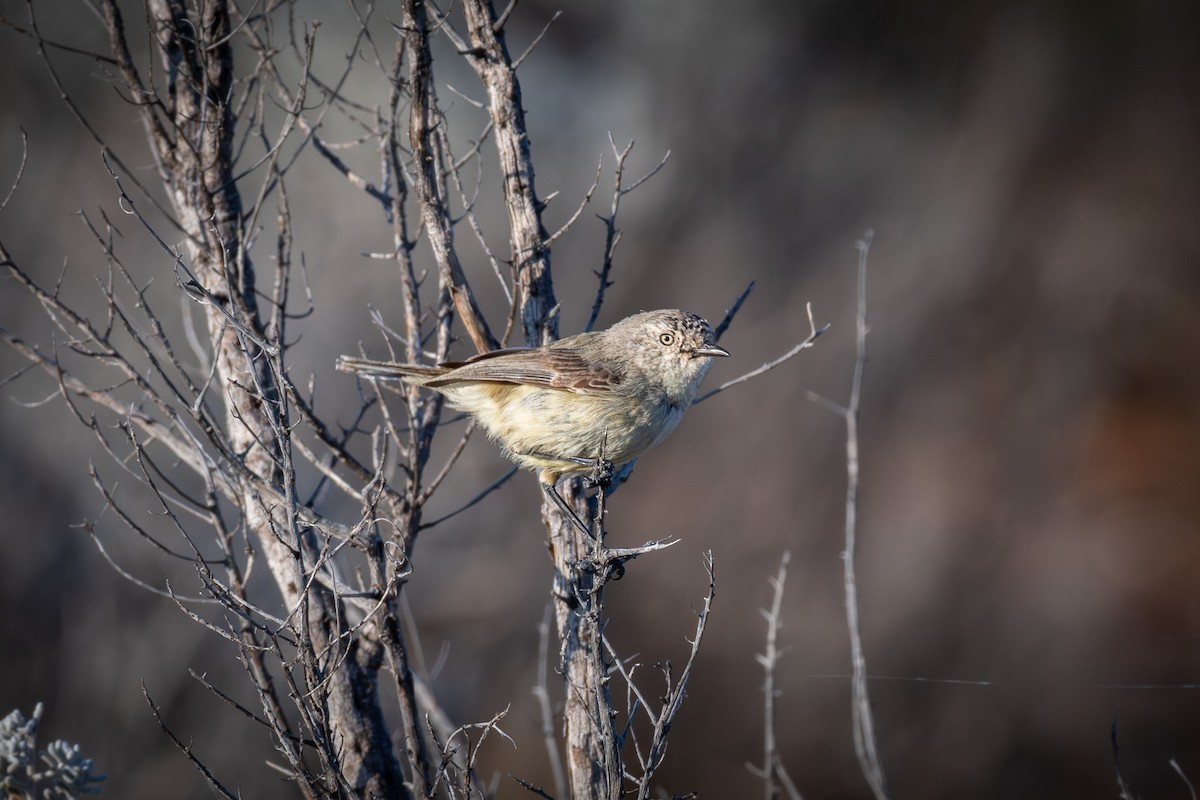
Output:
(0, 126), (29, 216)
(143, 683), (239, 800)
(513, 10), (562, 69)
(532, 606), (568, 800)
(419, 466), (520, 529)
(839, 230), (888, 799)
(545, 155), (602, 247)
(511, 775), (557, 799)
(713, 279), (755, 341)
(1172, 758), (1197, 800)
(1112, 718), (1135, 800)
(632, 551), (716, 800)
(751, 551), (804, 800)
(695, 303), (828, 404)
(586, 137), (671, 332)
(188, 669), (318, 747)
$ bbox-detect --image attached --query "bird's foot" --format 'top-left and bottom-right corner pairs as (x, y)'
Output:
(583, 458), (615, 490)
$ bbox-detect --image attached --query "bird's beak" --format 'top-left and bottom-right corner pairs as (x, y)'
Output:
(692, 344), (730, 358)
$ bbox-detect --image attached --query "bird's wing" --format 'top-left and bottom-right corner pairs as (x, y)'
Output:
(429, 345), (620, 393)
(436, 347), (533, 370)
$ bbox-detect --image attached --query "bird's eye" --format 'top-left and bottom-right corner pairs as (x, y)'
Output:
(659, 332), (675, 346)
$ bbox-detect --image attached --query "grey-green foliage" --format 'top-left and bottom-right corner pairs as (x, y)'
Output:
(1, 705), (105, 798)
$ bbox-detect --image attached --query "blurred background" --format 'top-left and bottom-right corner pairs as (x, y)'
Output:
(2, 0), (1199, 797)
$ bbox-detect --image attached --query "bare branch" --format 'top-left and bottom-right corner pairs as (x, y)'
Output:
(0, 126), (28, 217)
(837, 230), (889, 799)
(713, 279), (756, 341)
(143, 683), (239, 800)
(1112, 718), (1135, 800)
(513, 9), (563, 70)
(459, 0), (557, 346)
(633, 552), (715, 799)
(586, 137), (671, 332)
(493, 0), (519, 34)
(1172, 758), (1198, 800)
(402, 0), (498, 355)
(419, 466), (520, 530)
(696, 302), (828, 404)
(751, 552), (805, 800)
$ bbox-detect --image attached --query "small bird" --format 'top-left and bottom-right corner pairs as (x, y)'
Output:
(337, 309), (729, 521)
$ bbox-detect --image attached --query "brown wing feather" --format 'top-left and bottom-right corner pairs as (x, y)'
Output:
(428, 344), (620, 393)
(436, 347), (534, 370)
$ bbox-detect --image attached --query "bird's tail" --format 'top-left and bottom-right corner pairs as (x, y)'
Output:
(336, 355), (446, 382)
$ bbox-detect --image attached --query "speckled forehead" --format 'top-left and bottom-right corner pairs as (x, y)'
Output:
(676, 312), (713, 339)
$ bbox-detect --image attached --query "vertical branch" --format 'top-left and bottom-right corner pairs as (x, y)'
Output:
(453, 3), (622, 798)
(543, 495), (622, 800)
(1111, 719), (1136, 800)
(384, 41), (424, 368)
(759, 553), (785, 800)
(401, 0), (497, 355)
(458, 0), (557, 346)
(754, 552), (804, 800)
(842, 230), (889, 799)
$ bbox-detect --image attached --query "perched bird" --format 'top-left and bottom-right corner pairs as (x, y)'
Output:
(338, 309), (729, 521)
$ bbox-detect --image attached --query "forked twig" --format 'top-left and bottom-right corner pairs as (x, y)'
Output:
(696, 302), (828, 404)
(814, 231), (889, 799)
(645, 564), (713, 792)
(586, 136), (672, 332)
(748, 551), (804, 800)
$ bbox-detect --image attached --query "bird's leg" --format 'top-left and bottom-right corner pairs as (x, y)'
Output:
(528, 450), (613, 539)
(542, 482), (595, 540)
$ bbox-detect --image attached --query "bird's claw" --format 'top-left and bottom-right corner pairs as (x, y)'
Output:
(583, 458), (615, 489)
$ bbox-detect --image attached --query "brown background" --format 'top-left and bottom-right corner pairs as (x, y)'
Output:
(2, 0), (1198, 797)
